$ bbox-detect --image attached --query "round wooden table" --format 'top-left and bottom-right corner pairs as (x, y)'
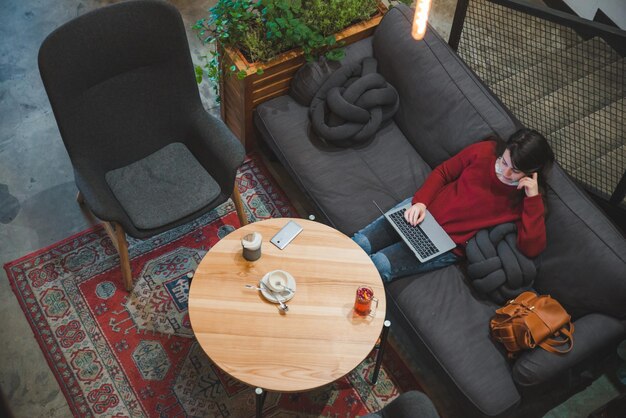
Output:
(188, 218), (386, 395)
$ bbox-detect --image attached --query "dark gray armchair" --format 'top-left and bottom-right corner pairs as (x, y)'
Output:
(38, 0), (247, 291)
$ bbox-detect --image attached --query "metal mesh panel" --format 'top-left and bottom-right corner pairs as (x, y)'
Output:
(456, 0), (625, 206)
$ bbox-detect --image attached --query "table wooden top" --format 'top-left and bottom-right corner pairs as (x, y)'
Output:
(188, 218), (386, 392)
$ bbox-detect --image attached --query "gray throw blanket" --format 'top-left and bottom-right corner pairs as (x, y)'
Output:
(309, 57), (399, 147)
(466, 223), (537, 304)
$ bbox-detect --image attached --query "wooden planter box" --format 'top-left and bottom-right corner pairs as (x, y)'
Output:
(219, 4), (388, 151)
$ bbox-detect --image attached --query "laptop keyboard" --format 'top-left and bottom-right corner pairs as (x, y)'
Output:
(389, 209), (439, 259)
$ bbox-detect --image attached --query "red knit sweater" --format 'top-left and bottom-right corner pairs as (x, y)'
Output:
(412, 141), (546, 258)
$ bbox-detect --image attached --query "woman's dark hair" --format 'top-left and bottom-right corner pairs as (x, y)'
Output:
(495, 128), (555, 207)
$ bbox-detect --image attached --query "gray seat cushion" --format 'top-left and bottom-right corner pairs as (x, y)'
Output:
(105, 142), (220, 230)
(386, 266), (521, 416)
(255, 94), (431, 236)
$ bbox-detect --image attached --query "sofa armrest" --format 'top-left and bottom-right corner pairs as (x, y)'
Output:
(512, 313), (625, 386)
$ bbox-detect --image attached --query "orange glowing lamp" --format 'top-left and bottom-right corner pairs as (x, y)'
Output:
(411, 0), (432, 41)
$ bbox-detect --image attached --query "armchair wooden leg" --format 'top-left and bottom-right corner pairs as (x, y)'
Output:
(232, 183), (249, 226)
(103, 222), (133, 291)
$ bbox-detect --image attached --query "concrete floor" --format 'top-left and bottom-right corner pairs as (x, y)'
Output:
(0, 0), (620, 417)
(0, 2), (219, 416)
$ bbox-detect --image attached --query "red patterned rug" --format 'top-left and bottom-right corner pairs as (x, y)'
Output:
(5, 154), (420, 417)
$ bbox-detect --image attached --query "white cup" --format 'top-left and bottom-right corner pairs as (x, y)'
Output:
(267, 270), (289, 291)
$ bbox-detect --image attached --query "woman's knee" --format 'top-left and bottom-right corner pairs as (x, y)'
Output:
(371, 252), (392, 282)
(352, 232), (372, 254)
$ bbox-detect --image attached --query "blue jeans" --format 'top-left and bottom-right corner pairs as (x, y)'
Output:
(352, 197), (459, 283)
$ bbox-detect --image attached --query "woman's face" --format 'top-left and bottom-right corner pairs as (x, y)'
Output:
(497, 149), (527, 184)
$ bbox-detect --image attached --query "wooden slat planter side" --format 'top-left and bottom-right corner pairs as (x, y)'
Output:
(219, 5), (387, 151)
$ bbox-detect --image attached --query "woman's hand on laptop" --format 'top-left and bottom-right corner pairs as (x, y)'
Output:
(405, 203), (427, 226)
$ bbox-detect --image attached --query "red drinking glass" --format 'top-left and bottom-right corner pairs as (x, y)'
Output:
(354, 285), (378, 317)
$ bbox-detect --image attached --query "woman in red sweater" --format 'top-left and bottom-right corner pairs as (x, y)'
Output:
(352, 128), (555, 282)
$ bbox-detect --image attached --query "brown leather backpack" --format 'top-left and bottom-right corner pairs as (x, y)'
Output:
(490, 291), (574, 357)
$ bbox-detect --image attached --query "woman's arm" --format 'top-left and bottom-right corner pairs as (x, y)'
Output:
(412, 141), (491, 206)
(516, 194), (547, 257)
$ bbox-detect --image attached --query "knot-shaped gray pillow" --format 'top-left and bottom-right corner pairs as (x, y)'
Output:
(466, 223), (537, 304)
(309, 57), (399, 147)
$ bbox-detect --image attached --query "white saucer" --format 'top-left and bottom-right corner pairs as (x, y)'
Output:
(259, 270), (296, 303)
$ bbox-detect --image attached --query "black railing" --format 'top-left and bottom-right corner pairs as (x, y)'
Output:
(450, 0), (625, 207)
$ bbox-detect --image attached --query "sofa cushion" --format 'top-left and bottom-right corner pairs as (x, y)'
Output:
(288, 26), (375, 107)
(255, 94), (431, 235)
(386, 266), (521, 416)
(535, 165), (626, 319)
(512, 313), (625, 386)
(290, 57), (342, 106)
(372, 4), (519, 167)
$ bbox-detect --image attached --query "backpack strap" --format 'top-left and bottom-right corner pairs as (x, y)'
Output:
(538, 322), (575, 354)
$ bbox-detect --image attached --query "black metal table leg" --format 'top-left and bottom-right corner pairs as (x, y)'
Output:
(371, 319), (391, 384)
(255, 387), (267, 418)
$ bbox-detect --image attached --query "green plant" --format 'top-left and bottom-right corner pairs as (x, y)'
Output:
(300, 0), (378, 37)
(193, 0), (380, 94)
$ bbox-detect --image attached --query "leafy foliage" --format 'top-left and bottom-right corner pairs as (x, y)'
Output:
(193, 0), (379, 90)
(300, 0), (378, 37)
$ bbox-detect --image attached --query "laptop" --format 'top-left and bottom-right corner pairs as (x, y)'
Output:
(373, 200), (456, 263)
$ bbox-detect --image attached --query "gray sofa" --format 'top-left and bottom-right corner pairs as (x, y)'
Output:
(254, 5), (626, 417)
